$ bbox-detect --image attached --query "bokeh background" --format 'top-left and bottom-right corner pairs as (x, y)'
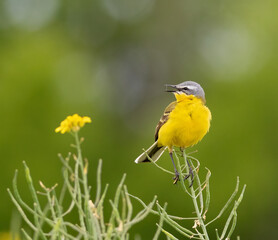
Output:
(1, 0), (278, 239)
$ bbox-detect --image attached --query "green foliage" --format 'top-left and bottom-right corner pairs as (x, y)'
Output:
(139, 150), (246, 240)
(8, 132), (246, 239)
(8, 132), (156, 240)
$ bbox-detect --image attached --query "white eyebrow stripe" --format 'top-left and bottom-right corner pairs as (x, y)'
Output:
(186, 85), (198, 90)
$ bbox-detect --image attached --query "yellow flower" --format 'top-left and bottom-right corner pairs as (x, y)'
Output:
(55, 114), (92, 134)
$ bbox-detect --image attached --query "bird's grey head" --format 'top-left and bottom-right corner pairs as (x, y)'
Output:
(165, 81), (206, 102)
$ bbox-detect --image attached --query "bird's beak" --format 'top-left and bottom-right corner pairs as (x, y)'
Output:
(165, 84), (179, 92)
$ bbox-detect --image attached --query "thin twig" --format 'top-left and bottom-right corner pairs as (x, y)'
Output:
(205, 177), (240, 227)
(153, 202), (167, 240)
(143, 149), (174, 175)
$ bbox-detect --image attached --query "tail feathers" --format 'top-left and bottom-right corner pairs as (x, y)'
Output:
(135, 141), (166, 164)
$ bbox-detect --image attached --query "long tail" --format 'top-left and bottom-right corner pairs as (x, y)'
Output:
(135, 141), (166, 163)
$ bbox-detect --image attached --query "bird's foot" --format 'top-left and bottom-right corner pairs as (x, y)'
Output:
(184, 165), (194, 187)
(173, 171), (180, 184)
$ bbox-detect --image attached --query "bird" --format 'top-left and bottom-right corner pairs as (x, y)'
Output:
(135, 81), (211, 185)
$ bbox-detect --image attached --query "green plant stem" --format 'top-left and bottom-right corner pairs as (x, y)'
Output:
(144, 149), (174, 175)
(153, 202), (167, 240)
(7, 189), (37, 231)
(21, 228), (33, 240)
(204, 168), (211, 217)
(73, 152), (87, 238)
(156, 203), (197, 238)
(106, 174), (126, 240)
(95, 159), (103, 205)
(181, 151), (209, 240)
(23, 161), (43, 215)
(205, 177), (240, 227)
(220, 184), (246, 239)
(74, 131), (93, 239)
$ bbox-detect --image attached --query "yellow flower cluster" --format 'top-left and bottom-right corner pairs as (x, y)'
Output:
(55, 114), (91, 134)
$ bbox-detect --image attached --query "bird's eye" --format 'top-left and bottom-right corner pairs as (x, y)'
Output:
(183, 87), (189, 90)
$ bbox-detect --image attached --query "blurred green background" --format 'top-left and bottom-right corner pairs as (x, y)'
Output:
(1, 0), (278, 239)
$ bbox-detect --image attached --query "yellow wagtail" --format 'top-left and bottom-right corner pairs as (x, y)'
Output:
(135, 81), (211, 185)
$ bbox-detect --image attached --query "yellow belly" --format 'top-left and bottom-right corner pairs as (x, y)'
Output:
(157, 96), (211, 149)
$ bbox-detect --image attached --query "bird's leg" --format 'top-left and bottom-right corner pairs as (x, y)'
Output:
(179, 147), (184, 156)
(183, 153), (194, 187)
(169, 150), (179, 184)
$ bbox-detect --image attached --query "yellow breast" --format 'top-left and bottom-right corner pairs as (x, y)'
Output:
(157, 93), (211, 149)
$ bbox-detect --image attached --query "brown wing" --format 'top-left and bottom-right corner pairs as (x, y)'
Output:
(154, 101), (177, 141)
